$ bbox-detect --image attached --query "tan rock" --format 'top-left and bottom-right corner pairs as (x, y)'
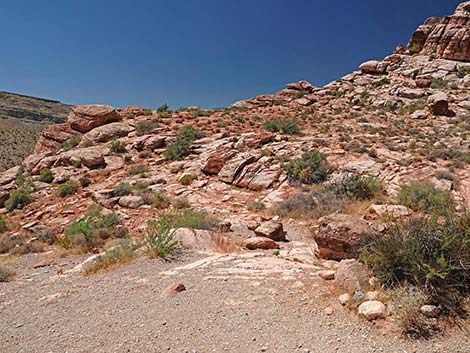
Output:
(161, 283), (186, 297)
(358, 301), (386, 321)
(254, 221), (286, 241)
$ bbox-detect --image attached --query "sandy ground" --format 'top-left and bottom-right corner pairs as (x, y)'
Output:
(1, 252), (469, 353)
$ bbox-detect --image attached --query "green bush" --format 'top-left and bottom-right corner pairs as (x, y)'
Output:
(275, 188), (345, 218)
(179, 174), (198, 186)
(84, 240), (135, 275)
(129, 164), (148, 175)
(263, 119), (300, 135)
(157, 208), (218, 230)
(60, 135), (81, 151)
(398, 181), (454, 215)
(62, 210), (124, 251)
(79, 176), (91, 187)
(0, 264), (15, 282)
(136, 120), (158, 135)
(39, 168), (54, 183)
(332, 175), (384, 200)
(56, 181), (79, 197)
(294, 90), (309, 99)
(142, 192), (171, 209)
(109, 139), (126, 153)
(111, 182), (132, 197)
(163, 125), (205, 161)
(144, 217), (179, 259)
(172, 197), (190, 209)
(361, 211), (470, 314)
(0, 215), (7, 233)
(371, 77), (390, 88)
(143, 109), (153, 116)
(284, 150), (330, 185)
(5, 177), (34, 211)
(157, 104), (169, 113)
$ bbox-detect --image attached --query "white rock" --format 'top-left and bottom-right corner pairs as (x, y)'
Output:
(358, 301), (386, 321)
(338, 293), (351, 306)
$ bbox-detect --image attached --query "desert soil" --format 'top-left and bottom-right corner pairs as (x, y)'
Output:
(1, 252), (469, 353)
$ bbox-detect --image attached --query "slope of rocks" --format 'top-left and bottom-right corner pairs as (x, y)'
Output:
(1, 2), (470, 343)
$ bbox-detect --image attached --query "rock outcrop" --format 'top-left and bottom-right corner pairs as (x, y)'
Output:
(407, 2), (470, 61)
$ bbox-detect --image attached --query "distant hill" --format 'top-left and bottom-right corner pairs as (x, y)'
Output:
(0, 91), (72, 123)
(0, 91), (73, 172)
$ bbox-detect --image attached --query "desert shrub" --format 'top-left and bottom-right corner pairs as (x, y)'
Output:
(0, 264), (15, 282)
(361, 211), (470, 314)
(332, 175), (384, 200)
(397, 181), (454, 215)
(190, 108), (211, 117)
(457, 66), (470, 78)
(391, 286), (439, 339)
(144, 217), (178, 259)
(247, 201), (266, 212)
(129, 164), (148, 175)
(139, 150), (150, 159)
(179, 174), (198, 186)
(172, 197), (190, 209)
(62, 210), (124, 251)
(111, 182), (132, 197)
(39, 168), (54, 183)
(284, 150), (330, 185)
(83, 240), (135, 275)
(79, 176), (91, 187)
(5, 177), (34, 211)
(0, 215), (7, 233)
(56, 181), (79, 197)
(142, 192), (171, 209)
(158, 208), (218, 230)
(430, 79), (448, 89)
(371, 77), (390, 88)
(294, 90), (309, 99)
(60, 135), (81, 151)
(263, 119), (300, 135)
(163, 125), (205, 161)
(158, 111), (171, 118)
(157, 104), (169, 113)
(81, 139), (94, 148)
(275, 188), (345, 218)
(109, 139), (126, 153)
(136, 120), (158, 135)
(143, 109), (153, 116)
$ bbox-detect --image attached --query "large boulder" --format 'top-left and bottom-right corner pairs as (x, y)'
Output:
(202, 148), (237, 175)
(244, 237), (280, 250)
(359, 60), (389, 74)
(58, 146), (107, 168)
(427, 92), (449, 116)
(254, 221), (287, 241)
(68, 105), (121, 133)
(82, 122), (132, 143)
(407, 3), (470, 61)
(335, 259), (370, 290)
(313, 213), (372, 260)
(234, 163), (282, 191)
(218, 152), (259, 184)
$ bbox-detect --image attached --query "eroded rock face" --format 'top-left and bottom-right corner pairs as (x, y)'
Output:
(68, 105), (121, 133)
(408, 2), (470, 61)
(34, 123), (79, 154)
(82, 122), (132, 143)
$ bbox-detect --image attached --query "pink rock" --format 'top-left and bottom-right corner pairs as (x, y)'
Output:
(161, 283), (186, 297)
(68, 105), (121, 133)
(244, 237), (280, 250)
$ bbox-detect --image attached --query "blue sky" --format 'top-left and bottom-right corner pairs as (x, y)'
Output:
(0, 0), (462, 108)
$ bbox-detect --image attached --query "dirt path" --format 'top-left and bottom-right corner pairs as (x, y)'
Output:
(1, 252), (469, 353)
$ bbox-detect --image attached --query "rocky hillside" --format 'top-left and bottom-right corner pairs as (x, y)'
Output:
(0, 91), (72, 172)
(1, 2), (470, 345)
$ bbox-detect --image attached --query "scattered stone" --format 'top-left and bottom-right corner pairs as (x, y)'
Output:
(254, 221), (287, 241)
(358, 301), (386, 321)
(244, 237), (280, 250)
(319, 270), (336, 280)
(118, 196), (144, 209)
(420, 305), (441, 318)
(338, 293), (351, 306)
(161, 283), (186, 297)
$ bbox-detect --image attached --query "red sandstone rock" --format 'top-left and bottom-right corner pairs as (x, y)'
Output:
(68, 105), (121, 133)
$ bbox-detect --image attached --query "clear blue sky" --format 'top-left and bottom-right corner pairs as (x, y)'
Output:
(0, 0), (462, 109)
